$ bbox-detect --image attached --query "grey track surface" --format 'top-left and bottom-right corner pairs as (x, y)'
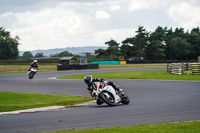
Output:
(0, 67), (200, 133)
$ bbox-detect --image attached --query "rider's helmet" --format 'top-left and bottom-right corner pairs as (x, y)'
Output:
(33, 60), (37, 63)
(84, 75), (93, 86)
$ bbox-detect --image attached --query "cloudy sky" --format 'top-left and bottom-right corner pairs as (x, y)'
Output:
(0, 0), (200, 51)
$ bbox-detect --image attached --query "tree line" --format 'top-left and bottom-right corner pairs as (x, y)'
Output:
(22, 51), (74, 59)
(1, 26), (200, 61)
(95, 26), (200, 61)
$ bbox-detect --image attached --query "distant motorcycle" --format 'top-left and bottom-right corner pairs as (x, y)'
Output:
(28, 67), (37, 79)
(91, 82), (130, 106)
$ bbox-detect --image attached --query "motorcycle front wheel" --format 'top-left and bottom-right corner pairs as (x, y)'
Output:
(28, 72), (34, 79)
(99, 92), (116, 106)
(121, 94), (130, 105)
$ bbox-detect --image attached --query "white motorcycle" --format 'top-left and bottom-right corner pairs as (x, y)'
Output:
(28, 67), (37, 79)
(91, 82), (130, 106)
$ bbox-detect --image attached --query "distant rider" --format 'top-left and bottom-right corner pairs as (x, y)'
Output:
(84, 75), (124, 97)
(28, 60), (39, 72)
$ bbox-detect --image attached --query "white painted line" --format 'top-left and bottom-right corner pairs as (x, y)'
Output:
(72, 100), (96, 107)
(0, 100), (96, 116)
(48, 77), (57, 79)
(0, 106), (65, 116)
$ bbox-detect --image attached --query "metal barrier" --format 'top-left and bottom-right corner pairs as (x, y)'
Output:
(191, 63), (200, 75)
(91, 61), (120, 65)
(120, 61), (126, 64)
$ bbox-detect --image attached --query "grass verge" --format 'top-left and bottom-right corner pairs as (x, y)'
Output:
(99, 63), (166, 69)
(0, 92), (94, 112)
(0, 64), (166, 74)
(0, 64), (57, 74)
(58, 70), (200, 81)
(38, 121), (200, 133)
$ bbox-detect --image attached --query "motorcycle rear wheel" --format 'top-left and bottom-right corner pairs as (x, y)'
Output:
(99, 92), (116, 106)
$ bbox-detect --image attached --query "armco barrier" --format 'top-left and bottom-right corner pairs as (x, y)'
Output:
(91, 61), (120, 65)
(191, 63), (200, 75)
(120, 61), (126, 64)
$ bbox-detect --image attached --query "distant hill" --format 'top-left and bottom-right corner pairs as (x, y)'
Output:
(20, 46), (107, 56)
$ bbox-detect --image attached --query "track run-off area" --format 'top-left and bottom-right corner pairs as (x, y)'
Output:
(0, 67), (200, 133)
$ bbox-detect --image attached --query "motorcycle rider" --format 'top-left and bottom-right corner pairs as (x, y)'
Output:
(84, 75), (124, 97)
(28, 60), (39, 73)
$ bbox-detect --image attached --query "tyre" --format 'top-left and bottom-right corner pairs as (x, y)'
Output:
(99, 92), (116, 106)
(29, 72), (33, 79)
(121, 94), (130, 105)
(96, 98), (103, 105)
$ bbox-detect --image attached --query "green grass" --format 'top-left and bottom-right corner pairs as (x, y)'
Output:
(0, 64), (57, 74)
(99, 63), (166, 69)
(0, 92), (94, 112)
(39, 121), (200, 133)
(58, 70), (200, 81)
(0, 64), (166, 74)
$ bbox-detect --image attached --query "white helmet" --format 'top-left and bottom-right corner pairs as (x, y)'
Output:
(33, 60), (37, 63)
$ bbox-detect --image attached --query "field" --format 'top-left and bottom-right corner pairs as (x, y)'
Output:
(0, 63), (166, 74)
(0, 64), (57, 74)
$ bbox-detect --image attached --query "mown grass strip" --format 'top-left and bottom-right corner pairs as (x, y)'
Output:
(0, 92), (93, 112)
(39, 121), (200, 133)
(57, 70), (200, 81)
(0, 64), (166, 74)
(0, 64), (57, 74)
(99, 63), (166, 69)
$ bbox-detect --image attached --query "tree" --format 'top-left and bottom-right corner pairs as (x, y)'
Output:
(187, 27), (200, 60)
(50, 51), (73, 57)
(121, 26), (149, 59)
(121, 37), (136, 59)
(146, 26), (166, 60)
(168, 37), (191, 60)
(95, 49), (107, 59)
(134, 26), (149, 57)
(58, 51), (73, 57)
(165, 28), (175, 60)
(0, 27), (19, 59)
(35, 52), (44, 58)
(120, 43), (134, 60)
(105, 39), (121, 60)
(22, 51), (33, 59)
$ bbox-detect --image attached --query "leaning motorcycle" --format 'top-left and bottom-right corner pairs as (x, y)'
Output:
(28, 67), (37, 79)
(91, 82), (130, 106)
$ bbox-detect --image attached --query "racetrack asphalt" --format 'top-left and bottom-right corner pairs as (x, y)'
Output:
(0, 67), (200, 133)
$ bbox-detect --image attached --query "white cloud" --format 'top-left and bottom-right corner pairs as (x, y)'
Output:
(109, 5), (120, 12)
(8, 3), (93, 51)
(0, 12), (19, 28)
(94, 28), (135, 45)
(2, 0), (199, 52)
(128, 0), (168, 11)
(168, 2), (200, 30)
(95, 10), (110, 19)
